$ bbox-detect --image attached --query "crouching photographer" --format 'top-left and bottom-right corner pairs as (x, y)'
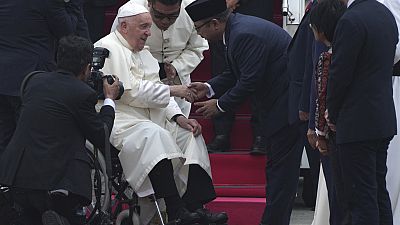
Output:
(0, 35), (120, 225)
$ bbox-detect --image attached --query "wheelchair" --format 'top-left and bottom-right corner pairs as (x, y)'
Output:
(85, 142), (170, 225)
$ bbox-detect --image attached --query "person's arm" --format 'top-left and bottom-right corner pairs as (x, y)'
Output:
(315, 53), (330, 136)
(327, 18), (363, 124)
(76, 92), (115, 148)
(45, 0), (81, 38)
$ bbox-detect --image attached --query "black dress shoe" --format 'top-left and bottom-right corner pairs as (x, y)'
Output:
(250, 136), (267, 155)
(207, 134), (231, 152)
(195, 208), (228, 224)
(174, 207), (201, 225)
(206, 135), (231, 153)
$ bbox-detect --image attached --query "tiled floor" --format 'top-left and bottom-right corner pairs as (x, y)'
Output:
(290, 202), (315, 225)
(290, 179), (315, 225)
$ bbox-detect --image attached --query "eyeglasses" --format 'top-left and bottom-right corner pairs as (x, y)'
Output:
(151, 5), (180, 21)
(195, 19), (213, 32)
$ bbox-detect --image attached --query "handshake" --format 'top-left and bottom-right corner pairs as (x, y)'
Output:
(170, 82), (220, 118)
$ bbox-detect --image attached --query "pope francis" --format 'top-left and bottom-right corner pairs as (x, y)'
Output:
(94, 2), (227, 225)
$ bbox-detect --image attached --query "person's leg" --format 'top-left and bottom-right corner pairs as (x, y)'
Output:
(328, 134), (351, 225)
(48, 193), (86, 225)
(182, 164), (216, 209)
(208, 41), (235, 153)
(250, 101), (268, 155)
(302, 123), (320, 209)
(11, 188), (49, 225)
(338, 139), (391, 225)
(0, 95), (21, 224)
(0, 94), (21, 154)
(260, 123), (303, 225)
(182, 164), (228, 224)
(148, 158), (201, 224)
(375, 137), (393, 225)
(209, 112), (235, 152)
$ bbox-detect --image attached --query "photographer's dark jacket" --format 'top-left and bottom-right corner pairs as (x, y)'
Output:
(0, 71), (115, 202)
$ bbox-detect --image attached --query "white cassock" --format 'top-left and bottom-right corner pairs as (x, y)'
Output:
(94, 31), (211, 198)
(110, 0), (209, 117)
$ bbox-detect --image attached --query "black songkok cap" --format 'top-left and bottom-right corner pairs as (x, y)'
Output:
(185, 0), (227, 22)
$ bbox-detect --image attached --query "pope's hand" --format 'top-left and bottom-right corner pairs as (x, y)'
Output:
(188, 82), (208, 100)
(169, 85), (196, 102)
(176, 116), (202, 137)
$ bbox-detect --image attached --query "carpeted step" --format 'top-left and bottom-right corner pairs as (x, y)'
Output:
(210, 154), (266, 197)
(192, 116), (253, 151)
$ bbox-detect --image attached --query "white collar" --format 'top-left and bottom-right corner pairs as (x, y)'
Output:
(114, 30), (135, 52)
(347, 0), (356, 7)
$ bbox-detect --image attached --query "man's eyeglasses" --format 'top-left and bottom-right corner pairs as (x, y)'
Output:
(195, 19), (213, 32)
(151, 6), (180, 21)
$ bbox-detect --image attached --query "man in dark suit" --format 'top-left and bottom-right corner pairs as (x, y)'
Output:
(286, 0), (324, 210)
(0, 36), (120, 225)
(207, 0), (275, 154)
(186, 0), (304, 224)
(327, 0), (398, 224)
(0, 0), (87, 155)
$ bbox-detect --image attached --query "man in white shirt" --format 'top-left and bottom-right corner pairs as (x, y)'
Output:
(111, 0), (208, 117)
(97, 2), (227, 224)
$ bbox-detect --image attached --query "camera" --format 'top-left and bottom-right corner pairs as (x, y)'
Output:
(86, 47), (124, 100)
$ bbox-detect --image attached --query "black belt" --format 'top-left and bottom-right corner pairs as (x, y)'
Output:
(394, 61), (400, 76)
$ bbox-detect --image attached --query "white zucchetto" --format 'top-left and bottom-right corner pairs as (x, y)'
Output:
(110, 1), (149, 32)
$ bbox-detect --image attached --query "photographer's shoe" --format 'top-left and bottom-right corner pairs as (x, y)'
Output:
(195, 208), (228, 224)
(42, 210), (70, 225)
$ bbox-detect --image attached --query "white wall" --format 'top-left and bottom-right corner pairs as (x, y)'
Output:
(282, 0), (308, 37)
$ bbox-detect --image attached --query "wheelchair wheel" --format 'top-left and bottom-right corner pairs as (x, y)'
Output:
(85, 142), (111, 223)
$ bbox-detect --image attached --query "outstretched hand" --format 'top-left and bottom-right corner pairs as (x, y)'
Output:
(169, 85), (197, 103)
(188, 82), (208, 100)
(194, 99), (219, 118)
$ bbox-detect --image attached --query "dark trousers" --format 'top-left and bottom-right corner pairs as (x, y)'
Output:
(149, 159), (216, 212)
(300, 123), (320, 208)
(337, 137), (393, 225)
(260, 123), (304, 225)
(327, 134), (352, 225)
(0, 94), (21, 155)
(10, 188), (85, 225)
(0, 94), (21, 224)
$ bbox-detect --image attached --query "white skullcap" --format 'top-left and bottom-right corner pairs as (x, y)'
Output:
(110, 1), (149, 32)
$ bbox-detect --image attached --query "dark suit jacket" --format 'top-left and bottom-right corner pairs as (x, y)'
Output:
(327, 0), (398, 144)
(0, 70), (115, 202)
(287, 1), (329, 126)
(287, 5), (315, 124)
(208, 13), (292, 137)
(0, 0), (83, 96)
